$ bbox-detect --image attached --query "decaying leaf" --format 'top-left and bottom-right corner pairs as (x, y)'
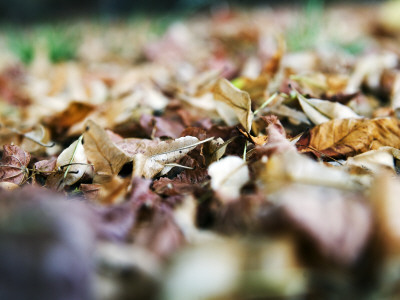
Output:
(208, 156), (249, 201)
(212, 78), (253, 132)
(133, 136), (213, 179)
(297, 118), (400, 159)
(0, 144), (30, 185)
(83, 120), (132, 183)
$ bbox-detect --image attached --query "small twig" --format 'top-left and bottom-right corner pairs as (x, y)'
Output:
(306, 145), (343, 165)
(253, 92), (278, 115)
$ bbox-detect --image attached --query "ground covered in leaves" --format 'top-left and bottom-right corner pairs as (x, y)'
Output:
(2, 1), (400, 299)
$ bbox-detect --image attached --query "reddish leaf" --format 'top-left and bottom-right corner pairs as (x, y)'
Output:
(0, 145), (30, 185)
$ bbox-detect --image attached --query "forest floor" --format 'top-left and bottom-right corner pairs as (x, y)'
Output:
(1, 1), (400, 299)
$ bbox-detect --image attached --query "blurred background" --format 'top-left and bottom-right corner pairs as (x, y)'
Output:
(0, 0), (380, 23)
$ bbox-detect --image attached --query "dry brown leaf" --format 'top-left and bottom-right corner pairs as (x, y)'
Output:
(83, 120), (132, 183)
(0, 144), (30, 185)
(45, 101), (94, 131)
(212, 78), (253, 132)
(297, 118), (400, 159)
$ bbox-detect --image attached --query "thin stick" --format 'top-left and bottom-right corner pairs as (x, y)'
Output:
(63, 135), (83, 180)
(254, 92), (278, 115)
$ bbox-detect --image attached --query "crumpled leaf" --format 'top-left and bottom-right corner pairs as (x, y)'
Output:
(297, 92), (360, 125)
(133, 136), (213, 179)
(208, 156), (249, 201)
(0, 144), (30, 185)
(56, 136), (89, 186)
(83, 120), (132, 183)
(297, 117), (400, 159)
(212, 78), (253, 132)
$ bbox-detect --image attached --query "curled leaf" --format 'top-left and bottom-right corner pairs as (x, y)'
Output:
(213, 78), (253, 132)
(297, 92), (360, 125)
(56, 136), (89, 186)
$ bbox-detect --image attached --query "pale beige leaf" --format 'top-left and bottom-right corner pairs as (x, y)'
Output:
(213, 78), (253, 131)
(56, 137), (88, 186)
(297, 93), (330, 125)
(307, 98), (361, 120)
(262, 150), (360, 193)
(133, 136), (213, 179)
(346, 147), (399, 174)
(208, 156), (249, 201)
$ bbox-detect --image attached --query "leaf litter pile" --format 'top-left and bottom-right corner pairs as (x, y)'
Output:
(3, 2), (400, 299)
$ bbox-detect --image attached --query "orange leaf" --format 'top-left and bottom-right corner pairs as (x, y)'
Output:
(297, 118), (400, 159)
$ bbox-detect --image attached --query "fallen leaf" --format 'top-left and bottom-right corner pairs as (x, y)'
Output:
(56, 136), (89, 186)
(0, 145), (30, 185)
(297, 92), (360, 125)
(133, 136), (213, 179)
(297, 118), (400, 159)
(45, 101), (94, 132)
(153, 168), (209, 196)
(208, 156), (249, 201)
(346, 146), (400, 174)
(83, 120), (132, 183)
(212, 78), (253, 132)
(261, 150), (360, 193)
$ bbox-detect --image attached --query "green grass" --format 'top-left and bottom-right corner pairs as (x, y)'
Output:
(38, 25), (80, 63)
(7, 29), (35, 65)
(286, 0), (325, 52)
(5, 23), (80, 65)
